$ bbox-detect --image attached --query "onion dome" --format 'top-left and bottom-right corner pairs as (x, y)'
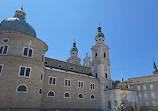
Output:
(71, 41), (78, 52)
(0, 5), (36, 37)
(95, 26), (104, 38)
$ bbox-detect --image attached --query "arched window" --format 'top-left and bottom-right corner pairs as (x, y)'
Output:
(39, 88), (42, 95)
(64, 92), (70, 98)
(16, 84), (27, 93)
(104, 53), (106, 58)
(90, 95), (95, 100)
(78, 93), (84, 99)
(47, 91), (55, 97)
(23, 47), (33, 58)
(105, 73), (107, 78)
(95, 53), (97, 58)
(0, 45), (8, 55)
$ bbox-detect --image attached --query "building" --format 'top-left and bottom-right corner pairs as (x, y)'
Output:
(128, 60), (158, 111)
(0, 5), (157, 111)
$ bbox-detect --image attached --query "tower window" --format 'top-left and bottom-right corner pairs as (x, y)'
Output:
(40, 71), (44, 81)
(16, 84), (27, 93)
(96, 73), (98, 78)
(19, 65), (31, 78)
(0, 45), (8, 55)
(95, 53), (97, 58)
(105, 73), (107, 78)
(104, 53), (106, 58)
(23, 47), (33, 58)
(39, 88), (42, 95)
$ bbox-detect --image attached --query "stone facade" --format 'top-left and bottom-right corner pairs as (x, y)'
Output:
(0, 5), (158, 111)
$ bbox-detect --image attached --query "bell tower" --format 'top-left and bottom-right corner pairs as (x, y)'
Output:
(67, 40), (81, 65)
(91, 25), (112, 111)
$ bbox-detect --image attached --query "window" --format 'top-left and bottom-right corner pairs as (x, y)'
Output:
(39, 88), (42, 95)
(42, 54), (45, 62)
(81, 69), (84, 73)
(0, 64), (4, 76)
(78, 81), (84, 88)
(144, 93), (148, 99)
(105, 73), (107, 78)
(137, 85), (140, 90)
(150, 84), (153, 90)
(95, 53), (97, 58)
(78, 93), (84, 99)
(145, 101), (149, 106)
(3, 38), (9, 43)
(153, 101), (157, 106)
(64, 92), (70, 98)
(65, 79), (71, 87)
(138, 93), (142, 99)
(19, 66), (31, 78)
(16, 84), (27, 93)
(90, 95), (95, 100)
(104, 53), (106, 58)
(40, 71), (44, 81)
(143, 85), (146, 90)
(96, 73), (98, 78)
(47, 91), (55, 97)
(151, 92), (155, 99)
(58, 65), (62, 68)
(70, 67), (74, 70)
(23, 47), (33, 58)
(48, 76), (56, 85)
(113, 100), (118, 107)
(0, 45), (8, 55)
(90, 83), (95, 90)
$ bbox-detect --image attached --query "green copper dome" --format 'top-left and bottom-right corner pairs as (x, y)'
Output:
(95, 26), (104, 38)
(71, 41), (78, 52)
(0, 6), (36, 37)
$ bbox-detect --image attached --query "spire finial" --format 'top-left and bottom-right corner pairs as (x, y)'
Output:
(21, 3), (24, 11)
(121, 71), (124, 83)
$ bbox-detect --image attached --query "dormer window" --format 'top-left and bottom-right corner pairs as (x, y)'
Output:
(23, 47), (33, 58)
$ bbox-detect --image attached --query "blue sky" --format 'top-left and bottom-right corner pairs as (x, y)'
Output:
(1, 0), (158, 81)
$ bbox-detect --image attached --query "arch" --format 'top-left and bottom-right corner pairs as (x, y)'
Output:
(16, 84), (28, 93)
(47, 91), (55, 97)
(64, 92), (70, 98)
(78, 93), (84, 99)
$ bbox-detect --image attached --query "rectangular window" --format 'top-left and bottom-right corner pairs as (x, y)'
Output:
(0, 64), (4, 76)
(144, 93), (148, 99)
(48, 76), (56, 85)
(22, 47), (33, 58)
(143, 85), (146, 90)
(150, 84), (153, 90)
(137, 85), (140, 90)
(138, 93), (142, 99)
(153, 101), (157, 106)
(151, 92), (155, 99)
(145, 101), (149, 106)
(65, 79), (71, 87)
(0, 45), (8, 55)
(19, 66), (31, 78)
(78, 81), (84, 88)
(90, 83), (95, 90)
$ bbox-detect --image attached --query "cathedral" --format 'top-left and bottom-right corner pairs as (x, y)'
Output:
(0, 5), (158, 111)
